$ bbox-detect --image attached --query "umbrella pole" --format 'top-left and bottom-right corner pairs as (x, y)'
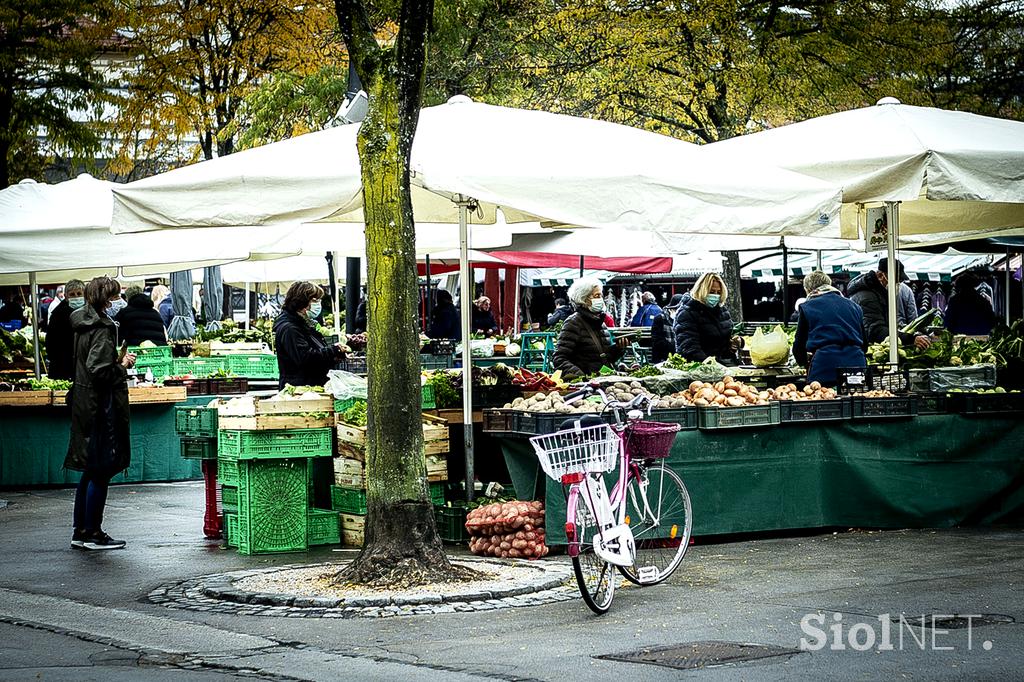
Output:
(244, 281), (250, 330)
(781, 238), (789, 321)
(816, 249), (822, 271)
(333, 251), (341, 335)
(30, 271), (41, 379)
(1006, 247), (1012, 326)
(579, 255), (584, 278)
(458, 199), (475, 503)
(425, 255), (432, 333)
(885, 202), (899, 365)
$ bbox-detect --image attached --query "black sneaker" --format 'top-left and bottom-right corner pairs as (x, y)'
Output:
(70, 529), (87, 550)
(82, 531), (126, 551)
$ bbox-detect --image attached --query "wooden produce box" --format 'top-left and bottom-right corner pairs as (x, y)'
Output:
(52, 390), (69, 406)
(209, 341), (270, 355)
(333, 457), (365, 488)
(218, 414), (333, 430)
(335, 414), (449, 462)
(341, 513), (365, 547)
(425, 454), (448, 482)
(216, 393), (333, 430)
(128, 386), (187, 404)
(0, 390), (51, 406)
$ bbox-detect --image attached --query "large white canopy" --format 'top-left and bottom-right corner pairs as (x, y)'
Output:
(704, 99), (1024, 245)
(111, 98), (842, 237)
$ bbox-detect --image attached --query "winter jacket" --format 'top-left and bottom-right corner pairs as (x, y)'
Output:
(157, 295), (174, 328)
(273, 309), (340, 389)
(472, 307), (499, 335)
(45, 300), (76, 380)
(944, 290), (996, 336)
(114, 293), (168, 347)
(64, 305), (131, 475)
(546, 304), (574, 328)
(552, 308), (623, 380)
(428, 301), (461, 341)
(847, 272), (919, 345)
(630, 303), (663, 328)
(649, 305), (680, 364)
(672, 294), (736, 363)
(897, 283), (917, 327)
(792, 290), (867, 386)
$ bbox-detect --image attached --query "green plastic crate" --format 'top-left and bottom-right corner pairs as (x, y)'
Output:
(334, 397), (365, 415)
(308, 508), (341, 546)
(434, 503), (469, 544)
(235, 458), (309, 554)
(179, 436), (217, 460)
(221, 484), (238, 511)
(135, 358), (172, 380)
(128, 345), (172, 361)
(217, 457), (239, 486)
(175, 406), (218, 437)
(218, 428), (333, 460)
(172, 356), (228, 377)
(330, 485), (367, 514)
(223, 512), (238, 548)
(421, 384), (436, 410)
(226, 354), (279, 379)
(430, 481), (445, 506)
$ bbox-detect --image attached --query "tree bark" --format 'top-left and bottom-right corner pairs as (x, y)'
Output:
(722, 250), (744, 324)
(333, 0), (476, 587)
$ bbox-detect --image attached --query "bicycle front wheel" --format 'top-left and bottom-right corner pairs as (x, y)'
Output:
(619, 463), (691, 586)
(570, 491), (616, 614)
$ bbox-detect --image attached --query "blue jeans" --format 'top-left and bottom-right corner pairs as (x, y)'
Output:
(73, 469), (113, 532)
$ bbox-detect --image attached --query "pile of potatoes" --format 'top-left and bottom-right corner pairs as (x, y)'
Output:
(666, 377), (772, 407)
(505, 390), (602, 413)
(770, 381), (839, 401)
(465, 500), (549, 559)
(860, 389), (896, 397)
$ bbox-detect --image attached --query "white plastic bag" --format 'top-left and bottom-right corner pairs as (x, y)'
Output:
(326, 369), (367, 400)
(748, 325), (790, 367)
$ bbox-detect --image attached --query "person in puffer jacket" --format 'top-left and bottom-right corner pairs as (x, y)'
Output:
(553, 277), (626, 380)
(673, 273), (738, 364)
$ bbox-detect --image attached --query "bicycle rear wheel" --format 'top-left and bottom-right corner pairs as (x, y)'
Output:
(569, 490), (616, 614)
(619, 463), (691, 586)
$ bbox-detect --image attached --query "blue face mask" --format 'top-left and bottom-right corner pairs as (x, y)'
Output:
(308, 301), (322, 319)
(705, 293), (721, 307)
(67, 296), (85, 310)
(106, 298), (127, 318)
(590, 297), (605, 313)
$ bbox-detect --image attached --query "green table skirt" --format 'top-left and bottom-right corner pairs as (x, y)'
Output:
(500, 414), (1024, 543)
(0, 401), (204, 488)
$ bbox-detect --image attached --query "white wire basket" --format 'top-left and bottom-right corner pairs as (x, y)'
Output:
(529, 423), (620, 481)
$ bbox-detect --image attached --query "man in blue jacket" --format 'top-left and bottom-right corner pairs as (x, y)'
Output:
(793, 271), (866, 386)
(630, 291), (663, 327)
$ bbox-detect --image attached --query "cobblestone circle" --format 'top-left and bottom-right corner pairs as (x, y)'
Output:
(147, 558), (578, 618)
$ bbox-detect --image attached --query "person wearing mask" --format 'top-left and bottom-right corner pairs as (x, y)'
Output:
(273, 281), (346, 388)
(48, 285), (66, 323)
(848, 258), (931, 349)
(673, 273), (741, 363)
(472, 296), (499, 336)
(630, 291), (663, 327)
(428, 289), (461, 340)
(45, 279), (86, 381)
(114, 286), (169, 346)
(944, 272), (996, 336)
(546, 298), (574, 328)
(150, 285), (173, 328)
(650, 293), (683, 363)
(553, 277), (627, 379)
(65, 276), (136, 550)
(792, 271), (866, 386)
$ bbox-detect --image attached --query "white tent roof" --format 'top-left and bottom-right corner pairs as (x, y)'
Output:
(111, 98), (843, 238)
(740, 250), (988, 282)
(704, 99), (1024, 246)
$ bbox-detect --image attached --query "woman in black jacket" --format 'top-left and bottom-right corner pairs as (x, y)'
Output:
(553, 277), (626, 380)
(65, 277), (136, 551)
(114, 286), (168, 346)
(273, 281), (345, 388)
(472, 296), (499, 336)
(45, 278), (85, 380)
(428, 289), (461, 341)
(673, 273), (738, 363)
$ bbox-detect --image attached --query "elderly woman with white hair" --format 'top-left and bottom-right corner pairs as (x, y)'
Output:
(552, 277), (626, 380)
(792, 270), (867, 386)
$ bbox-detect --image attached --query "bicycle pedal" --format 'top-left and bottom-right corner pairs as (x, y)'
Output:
(636, 566), (660, 584)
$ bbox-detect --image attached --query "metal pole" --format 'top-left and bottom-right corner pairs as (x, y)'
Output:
(781, 238), (789, 321)
(1006, 246), (1012, 326)
(816, 249), (823, 272)
(886, 202), (899, 365)
(425, 254), (433, 333)
(514, 273), (521, 333)
(243, 281), (250, 330)
(30, 272), (41, 379)
(346, 257), (360, 334)
(332, 251), (341, 335)
(458, 199), (475, 502)
(579, 254), (584, 278)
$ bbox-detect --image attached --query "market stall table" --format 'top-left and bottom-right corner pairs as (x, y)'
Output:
(499, 413), (1024, 543)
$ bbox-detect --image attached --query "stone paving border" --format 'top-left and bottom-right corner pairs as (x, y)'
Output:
(148, 558), (579, 618)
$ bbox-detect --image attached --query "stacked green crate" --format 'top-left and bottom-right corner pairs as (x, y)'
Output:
(225, 354), (279, 379)
(175, 406), (218, 460)
(131, 345), (173, 380)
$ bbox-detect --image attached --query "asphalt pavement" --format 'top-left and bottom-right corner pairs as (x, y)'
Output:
(0, 482), (1021, 681)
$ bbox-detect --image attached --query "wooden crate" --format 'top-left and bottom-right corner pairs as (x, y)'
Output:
(217, 414), (333, 430)
(52, 390), (69, 406)
(333, 457), (365, 487)
(216, 394), (334, 416)
(341, 513), (365, 547)
(128, 386), (187, 404)
(425, 454), (448, 482)
(209, 341), (270, 355)
(335, 414), (449, 461)
(0, 390), (51, 406)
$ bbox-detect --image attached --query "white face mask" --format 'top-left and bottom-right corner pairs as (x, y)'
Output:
(308, 301), (322, 319)
(590, 297), (605, 313)
(106, 298), (127, 318)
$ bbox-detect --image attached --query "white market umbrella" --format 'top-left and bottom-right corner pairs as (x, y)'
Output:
(704, 98), (1024, 360)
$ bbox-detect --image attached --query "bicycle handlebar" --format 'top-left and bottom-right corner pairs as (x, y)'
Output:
(563, 383), (653, 418)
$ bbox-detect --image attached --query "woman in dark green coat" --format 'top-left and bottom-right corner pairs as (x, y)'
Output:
(65, 277), (136, 551)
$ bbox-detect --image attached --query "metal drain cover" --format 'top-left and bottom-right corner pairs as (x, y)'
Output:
(890, 614), (1015, 629)
(596, 640), (803, 670)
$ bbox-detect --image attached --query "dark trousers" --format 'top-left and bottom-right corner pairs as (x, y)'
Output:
(73, 469), (113, 532)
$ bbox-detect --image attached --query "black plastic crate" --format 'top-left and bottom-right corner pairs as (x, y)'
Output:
(909, 365), (997, 393)
(482, 408), (516, 434)
(947, 391), (1024, 415)
(915, 392), (950, 415)
(426, 339), (456, 355)
(850, 395), (918, 419)
(698, 402), (781, 430)
(838, 364), (910, 395)
(779, 398), (853, 422)
(420, 354), (454, 370)
(472, 385), (522, 409)
(338, 355), (368, 375)
(649, 406), (699, 430)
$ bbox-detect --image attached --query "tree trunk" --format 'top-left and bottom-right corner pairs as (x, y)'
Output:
(333, 0), (475, 587)
(722, 251), (743, 323)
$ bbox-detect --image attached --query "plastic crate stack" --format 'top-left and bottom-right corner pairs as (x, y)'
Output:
(216, 395), (340, 554)
(130, 344), (173, 380)
(332, 397), (450, 547)
(174, 404), (221, 538)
